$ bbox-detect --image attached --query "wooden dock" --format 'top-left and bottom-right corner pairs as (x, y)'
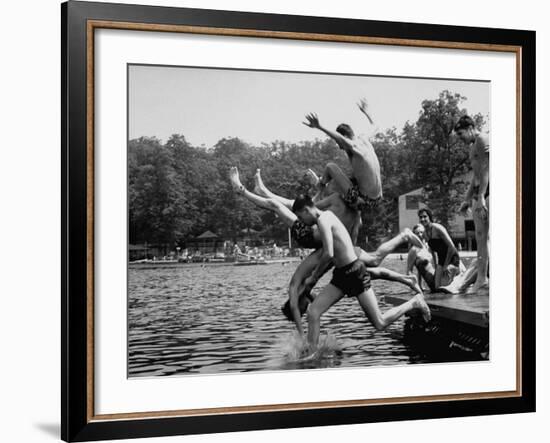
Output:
(385, 291), (489, 359)
(384, 291), (489, 328)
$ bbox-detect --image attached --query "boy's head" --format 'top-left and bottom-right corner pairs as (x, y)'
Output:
(336, 123), (355, 139)
(292, 194), (317, 225)
(453, 115), (476, 143)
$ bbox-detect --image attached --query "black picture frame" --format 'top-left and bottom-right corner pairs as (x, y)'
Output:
(62, 1), (536, 441)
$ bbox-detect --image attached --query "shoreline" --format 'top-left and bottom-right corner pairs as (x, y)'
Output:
(128, 251), (478, 268)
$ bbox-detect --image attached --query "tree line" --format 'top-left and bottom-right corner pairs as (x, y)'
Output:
(129, 91), (486, 251)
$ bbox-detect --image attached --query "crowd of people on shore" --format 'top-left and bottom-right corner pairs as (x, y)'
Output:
(229, 98), (489, 359)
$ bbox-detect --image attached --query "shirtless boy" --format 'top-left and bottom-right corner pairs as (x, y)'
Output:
(454, 115), (489, 291)
(291, 195), (430, 354)
(303, 99), (382, 211)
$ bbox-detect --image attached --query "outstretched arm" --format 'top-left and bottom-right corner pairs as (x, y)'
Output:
(303, 113), (353, 154)
(357, 98), (374, 125)
(357, 98), (379, 139)
(304, 215), (334, 288)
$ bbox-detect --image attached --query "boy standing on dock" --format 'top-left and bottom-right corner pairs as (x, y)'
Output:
(454, 115), (490, 292)
(292, 195), (431, 356)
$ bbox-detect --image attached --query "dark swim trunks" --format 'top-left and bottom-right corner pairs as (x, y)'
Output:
(330, 259), (372, 297)
(342, 181), (382, 211)
(290, 219), (321, 249)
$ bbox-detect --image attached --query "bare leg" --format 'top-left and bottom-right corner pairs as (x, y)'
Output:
(434, 264), (444, 289)
(367, 267), (422, 294)
(253, 169), (294, 209)
(305, 168), (320, 187)
(472, 206), (489, 291)
(361, 229), (423, 267)
(306, 284), (345, 351)
(229, 167), (296, 226)
(320, 162), (354, 195)
(453, 258), (479, 293)
(306, 169), (328, 204)
(356, 288), (431, 329)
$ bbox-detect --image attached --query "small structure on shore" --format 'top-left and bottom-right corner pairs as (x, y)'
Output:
(187, 230), (223, 254)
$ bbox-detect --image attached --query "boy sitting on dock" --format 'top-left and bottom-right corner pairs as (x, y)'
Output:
(291, 194), (431, 356)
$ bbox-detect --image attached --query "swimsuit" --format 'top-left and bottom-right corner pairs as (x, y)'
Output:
(290, 219), (321, 249)
(341, 181), (382, 211)
(330, 259), (371, 297)
(427, 227), (460, 267)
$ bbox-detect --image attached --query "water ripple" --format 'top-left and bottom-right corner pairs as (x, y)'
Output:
(128, 260), (427, 377)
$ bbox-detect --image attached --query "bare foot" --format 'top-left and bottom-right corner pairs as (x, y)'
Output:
(405, 274), (422, 294)
(299, 348), (319, 362)
(305, 168), (320, 187)
(253, 169), (269, 196)
(439, 284), (458, 294)
(402, 228), (423, 248)
(229, 166), (245, 194)
(412, 293), (431, 322)
(472, 280), (489, 294)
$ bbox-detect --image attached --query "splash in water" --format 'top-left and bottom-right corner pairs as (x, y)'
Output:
(268, 331), (344, 370)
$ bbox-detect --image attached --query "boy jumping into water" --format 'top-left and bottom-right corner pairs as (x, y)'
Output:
(292, 195), (430, 355)
(303, 99), (382, 210)
(228, 167), (423, 335)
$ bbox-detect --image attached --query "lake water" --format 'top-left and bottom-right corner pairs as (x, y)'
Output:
(128, 257), (441, 377)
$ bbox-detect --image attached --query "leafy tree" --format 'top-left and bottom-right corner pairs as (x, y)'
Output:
(401, 91), (486, 225)
(127, 90), (487, 250)
(128, 137), (190, 250)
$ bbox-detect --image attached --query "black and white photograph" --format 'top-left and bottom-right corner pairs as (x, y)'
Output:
(127, 64), (491, 377)
(0, 0), (542, 440)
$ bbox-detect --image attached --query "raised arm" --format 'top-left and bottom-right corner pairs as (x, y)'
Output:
(357, 98), (374, 125)
(303, 113), (353, 154)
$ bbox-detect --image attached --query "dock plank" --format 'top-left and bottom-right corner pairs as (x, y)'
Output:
(384, 292), (489, 328)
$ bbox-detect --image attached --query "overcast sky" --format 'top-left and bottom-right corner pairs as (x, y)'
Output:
(129, 64), (490, 147)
